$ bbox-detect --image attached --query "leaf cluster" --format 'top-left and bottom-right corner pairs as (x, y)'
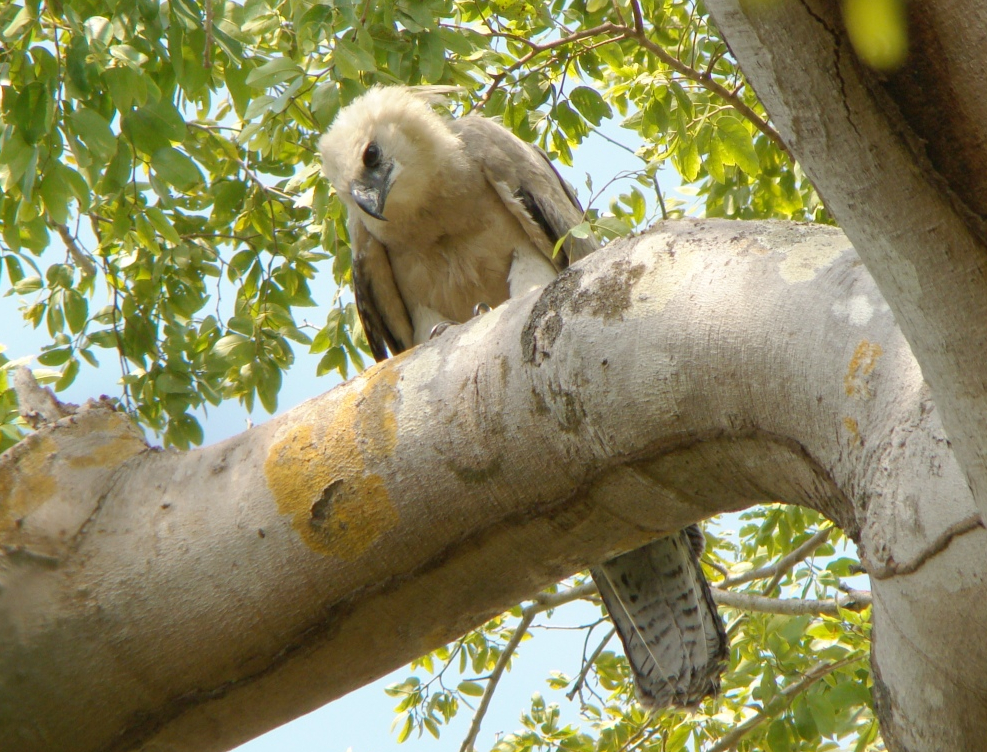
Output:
(392, 507), (880, 752)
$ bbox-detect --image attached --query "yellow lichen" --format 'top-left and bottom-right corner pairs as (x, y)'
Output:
(264, 361), (403, 559)
(68, 435), (145, 468)
(0, 436), (58, 535)
(844, 340), (884, 399)
(843, 416), (862, 446)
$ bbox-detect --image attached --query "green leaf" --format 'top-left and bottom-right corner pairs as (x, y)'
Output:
(151, 148), (204, 190)
(39, 164), (73, 224)
(70, 108), (117, 161)
(37, 348), (72, 366)
(242, 96), (277, 122)
(169, 413), (204, 447)
(674, 137), (701, 182)
(793, 696), (819, 741)
(417, 31), (445, 83)
(334, 38), (376, 79)
(13, 276), (43, 294)
(123, 100), (187, 155)
(316, 347), (347, 377)
(145, 206), (183, 244)
(458, 681), (485, 697)
(98, 142), (134, 196)
(55, 357), (80, 392)
(716, 116), (760, 176)
(102, 65), (148, 113)
(13, 81), (53, 144)
(157, 372), (192, 394)
(569, 86), (612, 126)
(766, 719), (792, 752)
(63, 166), (92, 212)
(3, 4), (37, 41)
(256, 359), (281, 413)
(245, 58), (303, 88)
(396, 713), (414, 743)
(63, 291), (88, 335)
(706, 136), (726, 183)
(807, 687), (838, 737)
(0, 130), (36, 191)
(423, 717), (440, 739)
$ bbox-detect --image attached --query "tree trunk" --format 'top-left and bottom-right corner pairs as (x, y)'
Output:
(705, 0), (987, 523)
(2, 220), (982, 751)
(701, 6), (987, 747)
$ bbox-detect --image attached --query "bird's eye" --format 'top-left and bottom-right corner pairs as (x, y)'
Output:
(363, 142), (381, 168)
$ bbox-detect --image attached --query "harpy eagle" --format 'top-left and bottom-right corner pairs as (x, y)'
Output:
(319, 86), (728, 709)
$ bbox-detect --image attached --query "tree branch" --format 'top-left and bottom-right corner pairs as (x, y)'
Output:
(565, 626), (615, 701)
(717, 527), (834, 589)
(473, 9), (789, 159)
(54, 223), (97, 278)
(456, 581), (599, 751)
(710, 587), (871, 617)
(459, 607), (536, 752)
(706, 656), (862, 752)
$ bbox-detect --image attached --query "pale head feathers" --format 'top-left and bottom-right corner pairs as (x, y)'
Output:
(318, 86), (465, 218)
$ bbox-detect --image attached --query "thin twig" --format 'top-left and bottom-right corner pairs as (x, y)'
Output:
(533, 580), (599, 610)
(566, 626), (615, 701)
(626, 0), (789, 158)
(475, 4), (791, 161)
(456, 581), (598, 751)
(459, 607), (537, 752)
(706, 656), (862, 752)
(718, 527), (833, 589)
(54, 223), (96, 278)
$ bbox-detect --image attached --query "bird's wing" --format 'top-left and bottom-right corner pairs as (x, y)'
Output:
(590, 525), (728, 710)
(349, 218), (415, 361)
(452, 115), (598, 268)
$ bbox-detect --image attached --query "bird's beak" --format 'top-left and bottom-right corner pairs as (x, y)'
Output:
(350, 163), (393, 221)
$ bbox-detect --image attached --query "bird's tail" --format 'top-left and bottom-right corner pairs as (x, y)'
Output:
(590, 525), (728, 711)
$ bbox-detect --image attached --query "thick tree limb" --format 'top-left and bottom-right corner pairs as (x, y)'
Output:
(705, 0), (987, 521)
(2, 220), (982, 752)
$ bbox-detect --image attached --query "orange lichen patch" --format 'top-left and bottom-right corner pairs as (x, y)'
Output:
(264, 364), (403, 559)
(843, 416), (862, 446)
(0, 435), (58, 535)
(844, 340), (884, 399)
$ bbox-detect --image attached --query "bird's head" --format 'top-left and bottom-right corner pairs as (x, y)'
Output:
(318, 86), (462, 223)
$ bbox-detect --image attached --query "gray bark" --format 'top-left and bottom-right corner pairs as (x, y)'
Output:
(1, 219), (981, 752)
(704, 0), (987, 530)
(701, 5), (987, 747)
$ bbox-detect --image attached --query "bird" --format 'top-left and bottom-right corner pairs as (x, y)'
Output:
(318, 85), (728, 710)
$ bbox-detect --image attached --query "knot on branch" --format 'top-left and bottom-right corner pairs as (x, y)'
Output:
(13, 367), (78, 428)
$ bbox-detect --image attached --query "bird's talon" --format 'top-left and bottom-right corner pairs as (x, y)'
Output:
(473, 302), (492, 317)
(429, 321), (455, 340)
